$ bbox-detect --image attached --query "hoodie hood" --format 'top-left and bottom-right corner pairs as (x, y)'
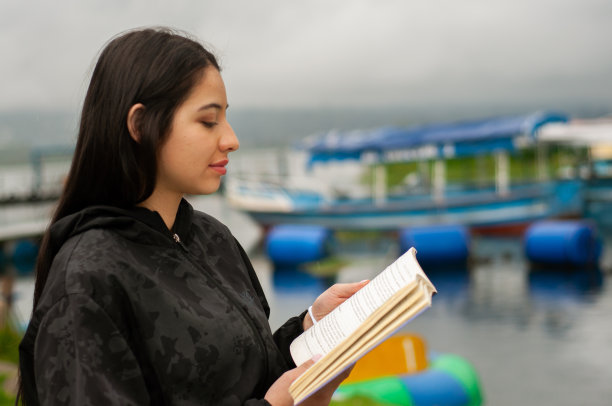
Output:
(47, 198), (195, 261)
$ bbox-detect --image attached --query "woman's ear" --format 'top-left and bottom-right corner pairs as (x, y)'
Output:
(127, 103), (145, 143)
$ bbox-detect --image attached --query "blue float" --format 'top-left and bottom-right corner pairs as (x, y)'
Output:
(12, 239), (39, 275)
(0, 248), (6, 271)
(265, 224), (333, 266)
(334, 353), (483, 406)
(524, 220), (602, 266)
(399, 224), (470, 266)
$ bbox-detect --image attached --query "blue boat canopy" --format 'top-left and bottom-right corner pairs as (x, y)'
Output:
(299, 111), (568, 166)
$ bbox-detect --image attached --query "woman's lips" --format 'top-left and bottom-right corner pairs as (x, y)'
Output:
(209, 159), (228, 175)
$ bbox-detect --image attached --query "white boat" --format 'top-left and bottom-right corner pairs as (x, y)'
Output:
(226, 111), (586, 233)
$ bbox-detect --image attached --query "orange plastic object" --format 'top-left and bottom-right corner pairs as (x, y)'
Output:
(343, 333), (428, 384)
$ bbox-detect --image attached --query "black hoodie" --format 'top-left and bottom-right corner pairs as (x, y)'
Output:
(19, 199), (304, 405)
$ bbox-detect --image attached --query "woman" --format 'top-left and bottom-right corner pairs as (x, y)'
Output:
(18, 27), (366, 405)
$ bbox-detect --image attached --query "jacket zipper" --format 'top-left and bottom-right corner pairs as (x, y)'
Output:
(171, 233), (270, 389)
(172, 233), (188, 252)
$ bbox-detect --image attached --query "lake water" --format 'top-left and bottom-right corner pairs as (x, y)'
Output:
(8, 196), (612, 405)
(257, 235), (612, 406)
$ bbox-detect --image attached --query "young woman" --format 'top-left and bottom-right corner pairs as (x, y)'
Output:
(18, 27), (366, 405)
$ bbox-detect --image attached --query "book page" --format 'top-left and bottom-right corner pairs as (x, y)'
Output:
(297, 291), (423, 398)
(290, 277), (435, 404)
(290, 248), (425, 365)
(290, 283), (420, 398)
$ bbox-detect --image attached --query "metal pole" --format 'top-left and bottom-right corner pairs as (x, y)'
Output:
(433, 159), (446, 203)
(374, 164), (387, 206)
(496, 151), (510, 196)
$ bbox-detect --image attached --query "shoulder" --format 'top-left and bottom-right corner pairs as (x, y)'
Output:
(33, 227), (148, 336)
(188, 209), (240, 250)
(191, 209), (232, 235)
(44, 227), (138, 302)
(28, 229), (136, 344)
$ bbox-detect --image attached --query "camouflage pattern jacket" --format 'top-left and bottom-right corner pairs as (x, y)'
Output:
(19, 199), (303, 405)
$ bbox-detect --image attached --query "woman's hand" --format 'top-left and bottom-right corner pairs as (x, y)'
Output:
(264, 356), (353, 406)
(265, 281), (366, 405)
(303, 280), (369, 330)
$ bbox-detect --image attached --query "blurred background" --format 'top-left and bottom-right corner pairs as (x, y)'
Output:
(1, 1), (612, 405)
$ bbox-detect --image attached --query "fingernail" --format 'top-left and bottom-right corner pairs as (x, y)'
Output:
(311, 354), (323, 362)
(359, 279), (369, 283)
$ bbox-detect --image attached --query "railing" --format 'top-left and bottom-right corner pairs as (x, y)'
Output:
(0, 145), (73, 205)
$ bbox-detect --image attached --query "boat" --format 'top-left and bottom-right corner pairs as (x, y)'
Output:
(226, 111), (584, 233)
(539, 117), (612, 229)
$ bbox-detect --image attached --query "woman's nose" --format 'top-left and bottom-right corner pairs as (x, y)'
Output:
(220, 122), (239, 152)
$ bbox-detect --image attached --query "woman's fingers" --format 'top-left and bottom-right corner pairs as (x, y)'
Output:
(303, 280), (370, 330)
(329, 280), (369, 299)
(264, 356), (320, 406)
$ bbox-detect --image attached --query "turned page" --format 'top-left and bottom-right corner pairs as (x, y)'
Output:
(290, 248), (425, 365)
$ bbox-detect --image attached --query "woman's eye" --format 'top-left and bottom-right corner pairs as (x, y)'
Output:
(201, 121), (218, 129)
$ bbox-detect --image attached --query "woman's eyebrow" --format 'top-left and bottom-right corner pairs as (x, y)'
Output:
(197, 103), (229, 111)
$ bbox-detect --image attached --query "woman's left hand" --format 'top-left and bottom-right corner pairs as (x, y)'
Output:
(303, 280), (369, 330)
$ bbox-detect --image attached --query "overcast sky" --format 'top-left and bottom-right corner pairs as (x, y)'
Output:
(1, 0), (611, 113)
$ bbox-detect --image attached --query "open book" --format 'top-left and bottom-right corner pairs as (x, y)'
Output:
(288, 247), (436, 404)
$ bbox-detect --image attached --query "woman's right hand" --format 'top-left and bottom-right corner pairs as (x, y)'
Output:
(264, 356), (352, 406)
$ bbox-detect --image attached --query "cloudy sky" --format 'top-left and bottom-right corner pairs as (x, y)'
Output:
(1, 0), (611, 113)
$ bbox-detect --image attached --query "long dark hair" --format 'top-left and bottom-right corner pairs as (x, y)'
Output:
(34, 27), (219, 309)
(19, 26), (219, 404)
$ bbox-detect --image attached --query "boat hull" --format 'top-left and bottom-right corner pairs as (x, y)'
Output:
(235, 180), (584, 233)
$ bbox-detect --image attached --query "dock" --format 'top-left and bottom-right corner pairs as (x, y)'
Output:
(0, 219), (49, 243)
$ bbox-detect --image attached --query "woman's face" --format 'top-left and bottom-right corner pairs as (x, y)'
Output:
(155, 66), (239, 198)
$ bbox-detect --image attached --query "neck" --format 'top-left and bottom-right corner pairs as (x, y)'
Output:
(138, 190), (183, 230)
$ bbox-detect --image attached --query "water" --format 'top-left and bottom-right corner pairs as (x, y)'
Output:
(257, 236), (612, 405)
(7, 197), (612, 405)
(415, 239), (612, 405)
